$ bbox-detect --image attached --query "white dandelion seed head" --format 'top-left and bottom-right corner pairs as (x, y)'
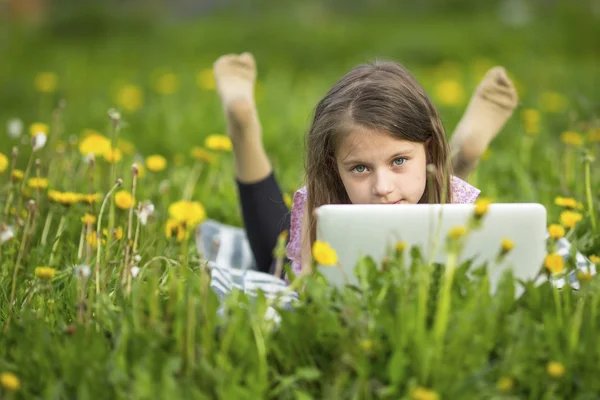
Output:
(7, 118), (23, 139)
(0, 225), (15, 244)
(74, 264), (91, 279)
(32, 133), (47, 152)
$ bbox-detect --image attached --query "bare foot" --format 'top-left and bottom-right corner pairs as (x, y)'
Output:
(450, 66), (518, 179)
(213, 52), (272, 183)
(213, 52), (259, 140)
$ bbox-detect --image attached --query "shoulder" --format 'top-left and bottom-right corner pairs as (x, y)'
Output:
(285, 186), (308, 275)
(450, 176), (480, 204)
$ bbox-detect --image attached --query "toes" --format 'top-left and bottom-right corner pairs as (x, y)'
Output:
(240, 52), (256, 67)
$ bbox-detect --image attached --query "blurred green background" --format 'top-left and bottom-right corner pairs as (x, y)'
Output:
(1, 0), (599, 225)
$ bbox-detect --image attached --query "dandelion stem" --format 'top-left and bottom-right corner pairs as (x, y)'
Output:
(15, 151), (35, 222)
(41, 209), (54, 246)
(48, 215), (67, 266)
(432, 250), (459, 372)
(584, 158), (597, 234)
(123, 166), (138, 294)
(77, 223), (85, 260)
(183, 161), (203, 201)
(5, 202), (34, 332)
(95, 179), (122, 296)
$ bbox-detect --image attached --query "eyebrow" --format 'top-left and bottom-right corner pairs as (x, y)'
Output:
(341, 150), (413, 166)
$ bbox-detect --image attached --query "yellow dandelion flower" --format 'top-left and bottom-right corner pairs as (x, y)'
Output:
(587, 128), (600, 143)
(395, 241), (408, 253)
(59, 192), (80, 206)
(145, 155), (167, 172)
(86, 231), (101, 248)
(359, 339), (373, 352)
(165, 218), (186, 242)
(191, 146), (217, 164)
(283, 193), (292, 209)
(546, 361), (565, 378)
(29, 122), (49, 136)
(135, 164), (146, 178)
(204, 134), (232, 152)
(168, 200), (206, 227)
(500, 238), (514, 254)
(115, 190), (135, 210)
(11, 169), (24, 180)
(474, 197), (492, 218)
(548, 224), (565, 239)
(544, 253), (564, 275)
(496, 376), (514, 392)
(34, 71), (58, 93)
(434, 79), (465, 106)
(560, 210), (583, 229)
(577, 270), (593, 282)
(155, 72), (179, 95)
(447, 225), (467, 240)
(196, 68), (216, 90)
(78, 132), (112, 156)
(115, 84), (143, 112)
(48, 190), (62, 203)
(560, 131), (584, 147)
(521, 108), (541, 135)
(0, 152), (9, 173)
(27, 177), (49, 190)
(103, 147), (123, 164)
(81, 193), (102, 204)
(411, 386), (439, 400)
(589, 255), (600, 265)
(540, 91), (567, 113)
(0, 372), (20, 391)
(35, 266), (56, 280)
(117, 138), (136, 155)
(103, 226), (124, 240)
(554, 196), (578, 209)
(81, 213), (97, 225)
(312, 240), (338, 266)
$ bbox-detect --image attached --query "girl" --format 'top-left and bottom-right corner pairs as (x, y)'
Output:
(204, 53), (594, 298)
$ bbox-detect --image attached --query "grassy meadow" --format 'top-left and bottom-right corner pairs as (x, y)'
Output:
(1, 4), (600, 398)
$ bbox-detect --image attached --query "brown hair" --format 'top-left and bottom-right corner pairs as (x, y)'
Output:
(305, 59), (453, 244)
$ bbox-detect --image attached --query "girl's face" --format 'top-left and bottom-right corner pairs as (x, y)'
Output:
(335, 126), (428, 205)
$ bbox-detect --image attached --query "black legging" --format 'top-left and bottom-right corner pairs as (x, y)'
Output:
(236, 173), (291, 274)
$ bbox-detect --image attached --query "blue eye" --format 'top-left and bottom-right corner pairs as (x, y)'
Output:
(393, 158), (406, 166)
(353, 165), (367, 173)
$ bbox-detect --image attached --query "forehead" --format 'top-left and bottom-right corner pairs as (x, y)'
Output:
(336, 125), (420, 159)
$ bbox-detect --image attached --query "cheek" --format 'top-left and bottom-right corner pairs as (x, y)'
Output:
(338, 172), (368, 203)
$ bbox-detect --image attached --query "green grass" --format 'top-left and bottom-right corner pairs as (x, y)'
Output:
(0, 6), (600, 398)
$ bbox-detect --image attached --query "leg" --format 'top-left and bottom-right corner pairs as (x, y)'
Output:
(214, 52), (290, 273)
(449, 66), (519, 180)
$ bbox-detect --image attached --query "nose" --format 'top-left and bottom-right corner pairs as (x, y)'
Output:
(372, 169), (395, 198)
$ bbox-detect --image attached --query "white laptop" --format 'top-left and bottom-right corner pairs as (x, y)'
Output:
(315, 203), (547, 293)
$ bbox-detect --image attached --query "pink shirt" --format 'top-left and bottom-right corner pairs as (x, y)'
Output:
(286, 175), (481, 275)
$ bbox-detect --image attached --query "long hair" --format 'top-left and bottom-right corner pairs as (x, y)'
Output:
(305, 60), (453, 244)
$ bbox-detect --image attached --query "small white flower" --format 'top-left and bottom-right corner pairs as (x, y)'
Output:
(7, 118), (23, 139)
(83, 152), (95, 164)
(130, 266), (140, 278)
(264, 306), (281, 327)
(137, 202), (155, 226)
(32, 133), (47, 152)
(133, 254), (142, 263)
(74, 264), (91, 279)
(0, 225), (15, 244)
